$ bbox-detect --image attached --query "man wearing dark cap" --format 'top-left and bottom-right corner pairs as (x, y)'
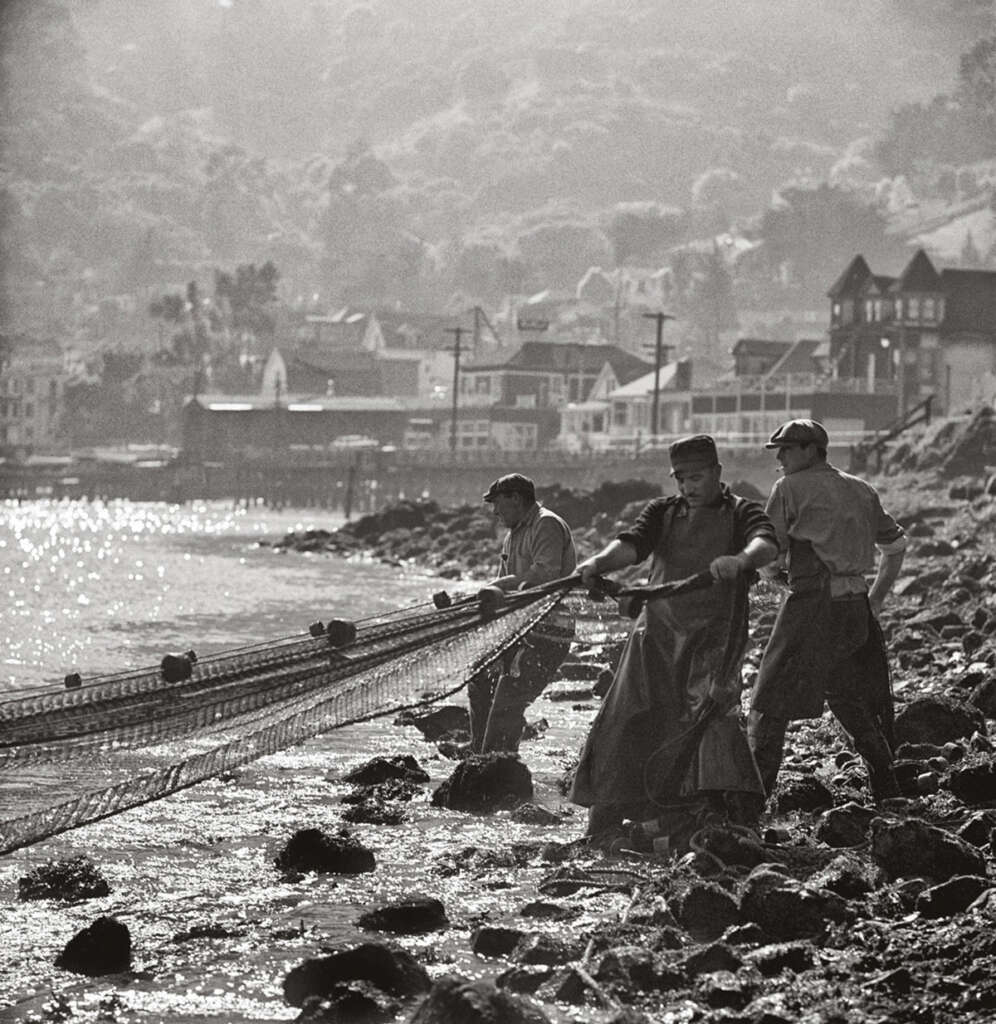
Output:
(749, 419), (907, 802)
(467, 473), (577, 753)
(570, 435), (778, 846)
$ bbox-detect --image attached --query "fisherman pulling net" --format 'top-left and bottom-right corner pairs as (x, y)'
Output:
(0, 570), (719, 856)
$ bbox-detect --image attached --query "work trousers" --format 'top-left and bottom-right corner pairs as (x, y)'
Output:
(468, 632), (571, 753)
(748, 595), (898, 801)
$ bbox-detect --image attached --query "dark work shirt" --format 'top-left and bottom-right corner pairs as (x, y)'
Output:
(618, 486), (776, 564)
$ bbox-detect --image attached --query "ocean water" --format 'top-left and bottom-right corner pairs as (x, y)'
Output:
(0, 500), (595, 1023)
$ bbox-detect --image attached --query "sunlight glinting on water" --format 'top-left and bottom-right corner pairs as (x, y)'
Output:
(0, 498), (435, 691)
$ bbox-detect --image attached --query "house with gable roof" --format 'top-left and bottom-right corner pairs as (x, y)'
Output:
(829, 249), (996, 415)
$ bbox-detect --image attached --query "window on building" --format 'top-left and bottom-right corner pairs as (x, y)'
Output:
(923, 298), (936, 322)
(832, 301), (841, 322)
(908, 296), (920, 321)
(613, 402), (628, 427)
(865, 300), (874, 321)
(592, 413), (604, 432)
(25, 402), (33, 419)
(894, 298), (903, 320)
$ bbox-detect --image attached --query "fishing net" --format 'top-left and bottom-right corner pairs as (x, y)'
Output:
(0, 585), (576, 855)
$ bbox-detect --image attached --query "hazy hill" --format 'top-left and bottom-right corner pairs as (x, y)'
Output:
(1, 0), (993, 334)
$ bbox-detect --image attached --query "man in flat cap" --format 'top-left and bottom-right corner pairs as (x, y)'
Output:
(570, 435), (778, 848)
(749, 419), (907, 802)
(467, 473), (577, 753)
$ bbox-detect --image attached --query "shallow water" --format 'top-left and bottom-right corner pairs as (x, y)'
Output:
(0, 500), (596, 1023)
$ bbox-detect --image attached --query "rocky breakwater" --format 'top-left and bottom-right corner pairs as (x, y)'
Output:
(270, 478), (766, 581)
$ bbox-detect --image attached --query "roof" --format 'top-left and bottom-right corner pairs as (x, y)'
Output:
(861, 274), (897, 297)
(767, 339), (823, 375)
(894, 249), (943, 292)
(467, 341), (653, 384)
(372, 311), (457, 351)
(607, 362), (685, 398)
(191, 393), (413, 412)
(731, 338), (791, 358)
(940, 268), (996, 333)
(827, 255), (872, 299)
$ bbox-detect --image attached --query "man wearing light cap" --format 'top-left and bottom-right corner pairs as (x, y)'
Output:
(467, 473), (577, 754)
(749, 419), (907, 802)
(570, 435), (778, 846)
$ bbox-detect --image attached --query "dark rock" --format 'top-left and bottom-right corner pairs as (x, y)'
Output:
(341, 778), (422, 804)
(672, 881), (741, 942)
(18, 856), (111, 902)
(746, 941), (815, 976)
(772, 774), (834, 813)
(815, 802), (877, 848)
(895, 741), (948, 760)
(681, 941), (743, 975)
(55, 916), (131, 976)
(472, 926), (524, 958)
(274, 828), (375, 875)
(172, 922), (247, 943)
(893, 695), (986, 746)
(342, 755), (429, 786)
(341, 799), (408, 826)
(520, 900), (580, 921)
(296, 981), (401, 1022)
(511, 933), (582, 966)
(593, 946), (685, 992)
(958, 809), (996, 846)
(283, 942), (431, 1008)
(970, 678), (996, 718)
(355, 896), (448, 934)
(395, 706), (469, 742)
(906, 608), (962, 630)
(695, 825), (767, 867)
(494, 964), (554, 994)
(869, 817), (986, 881)
(694, 969), (752, 1009)
(431, 754), (533, 812)
(916, 875), (992, 918)
(739, 867), (850, 940)
(409, 973), (551, 1024)
(810, 853), (882, 899)
(509, 803), (561, 825)
(948, 757), (996, 804)
(534, 966), (600, 1007)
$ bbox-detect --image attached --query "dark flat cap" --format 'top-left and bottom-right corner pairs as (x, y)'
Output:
(765, 419), (829, 449)
(483, 473), (536, 503)
(668, 434), (719, 474)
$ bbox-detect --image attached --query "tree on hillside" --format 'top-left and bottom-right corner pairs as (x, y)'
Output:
(876, 35), (996, 173)
(754, 185), (903, 307)
(213, 261), (280, 343)
(603, 202), (688, 266)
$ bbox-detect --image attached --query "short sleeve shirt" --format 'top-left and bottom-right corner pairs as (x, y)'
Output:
(765, 462), (905, 594)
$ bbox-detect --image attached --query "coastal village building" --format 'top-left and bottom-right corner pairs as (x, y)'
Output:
(828, 249), (996, 416)
(0, 337), (67, 453)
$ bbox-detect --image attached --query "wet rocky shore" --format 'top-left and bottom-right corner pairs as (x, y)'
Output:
(11, 410), (996, 1024)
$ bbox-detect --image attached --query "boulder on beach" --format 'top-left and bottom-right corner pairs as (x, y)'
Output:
(283, 941), (431, 1008)
(431, 753), (534, 812)
(409, 973), (552, 1024)
(274, 827), (376, 875)
(55, 916), (131, 976)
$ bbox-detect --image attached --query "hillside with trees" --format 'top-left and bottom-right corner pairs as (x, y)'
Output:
(1, 0), (994, 341)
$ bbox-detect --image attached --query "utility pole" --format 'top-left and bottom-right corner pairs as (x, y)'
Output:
(643, 312), (675, 443)
(446, 326), (466, 453)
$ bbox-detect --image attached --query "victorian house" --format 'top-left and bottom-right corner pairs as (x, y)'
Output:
(828, 250), (996, 416)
